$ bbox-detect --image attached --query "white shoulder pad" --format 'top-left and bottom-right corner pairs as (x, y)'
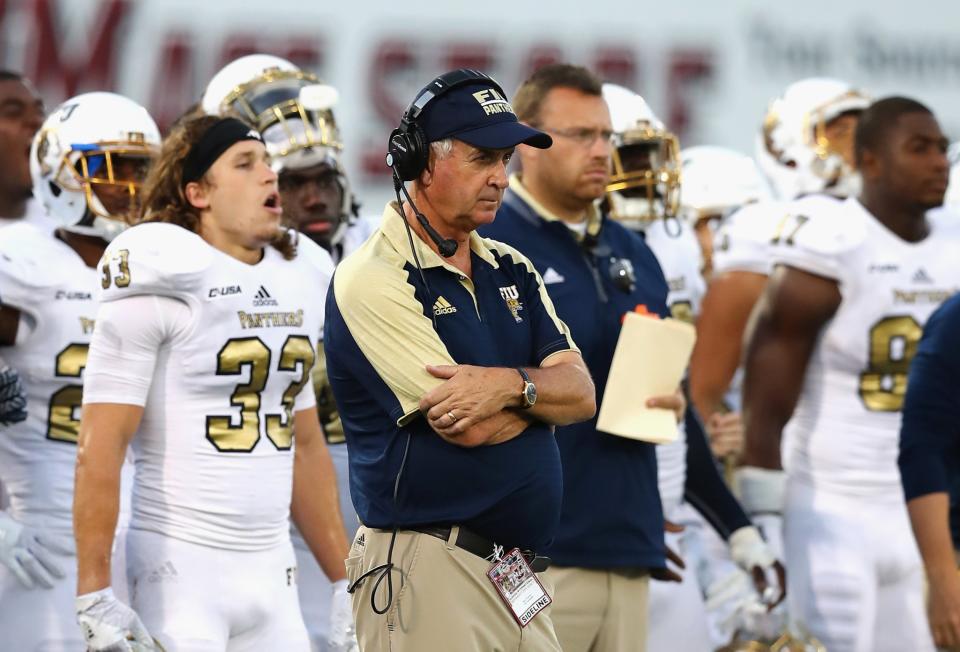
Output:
(771, 195), (866, 282)
(98, 223), (214, 304)
(0, 223), (64, 311)
(928, 206), (960, 236)
(297, 235), (335, 282)
(712, 201), (787, 275)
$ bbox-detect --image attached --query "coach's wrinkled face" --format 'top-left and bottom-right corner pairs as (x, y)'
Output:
(187, 140), (283, 251)
(418, 140), (513, 232)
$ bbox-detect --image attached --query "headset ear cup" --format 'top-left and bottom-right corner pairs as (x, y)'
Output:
(408, 122), (430, 180)
(388, 128), (414, 181)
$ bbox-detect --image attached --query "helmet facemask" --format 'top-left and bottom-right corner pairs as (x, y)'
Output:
(216, 67), (342, 161)
(39, 132), (158, 237)
(759, 84), (870, 199)
(606, 124), (681, 229)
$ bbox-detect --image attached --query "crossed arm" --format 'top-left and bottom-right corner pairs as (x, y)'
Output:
(418, 350), (596, 448)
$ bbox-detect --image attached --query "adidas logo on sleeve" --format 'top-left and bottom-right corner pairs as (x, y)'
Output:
(433, 296), (458, 316)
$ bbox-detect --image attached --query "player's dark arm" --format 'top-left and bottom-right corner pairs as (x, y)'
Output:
(689, 271), (767, 418)
(0, 305), (19, 346)
(74, 403), (142, 594)
(683, 406), (751, 538)
(741, 265), (841, 469)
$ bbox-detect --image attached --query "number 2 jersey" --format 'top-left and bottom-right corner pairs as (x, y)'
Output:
(775, 196), (960, 497)
(83, 223), (333, 551)
(0, 223), (102, 536)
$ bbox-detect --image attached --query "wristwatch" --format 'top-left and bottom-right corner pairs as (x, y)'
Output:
(516, 367), (537, 409)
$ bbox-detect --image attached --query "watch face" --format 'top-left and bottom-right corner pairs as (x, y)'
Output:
(524, 382), (538, 406)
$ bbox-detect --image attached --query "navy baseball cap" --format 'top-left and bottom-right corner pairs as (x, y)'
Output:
(417, 82), (553, 150)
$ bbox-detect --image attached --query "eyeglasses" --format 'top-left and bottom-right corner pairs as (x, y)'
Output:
(536, 126), (615, 148)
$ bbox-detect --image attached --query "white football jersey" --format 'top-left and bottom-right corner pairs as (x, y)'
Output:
(86, 223), (333, 551)
(640, 218), (707, 516)
(712, 200), (792, 276)
(332, 215), (380, 265)
(777, 197), (960, 496)
(0, 223), (100, 534)
(0, 198), (56, 233)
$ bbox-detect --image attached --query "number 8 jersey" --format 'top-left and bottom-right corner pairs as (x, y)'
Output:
(84, 222), (333, 551)
(774, 196), (960, 497)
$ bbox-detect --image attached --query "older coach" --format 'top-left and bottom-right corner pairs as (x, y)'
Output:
(323, 69), (596, 652)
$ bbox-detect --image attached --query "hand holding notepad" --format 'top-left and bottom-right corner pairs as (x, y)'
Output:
(596, 309), (697, 444)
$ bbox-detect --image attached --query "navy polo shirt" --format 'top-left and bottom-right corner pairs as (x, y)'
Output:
(479, 178), (670, 569)
(324, 202), (579, 551)
(899, 293), (960, 546)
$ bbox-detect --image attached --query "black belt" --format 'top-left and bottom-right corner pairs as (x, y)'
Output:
(413, 525), (551, 573)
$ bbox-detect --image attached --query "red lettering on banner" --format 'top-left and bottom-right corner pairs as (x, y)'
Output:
(216, 35), (323, 72)
(280, 39), (323, 73)
(521, 45), (563, 78)
(218, 34), (262, 68)
(593, 47), (638, 89)
(443, 43), (495, 73)
(369, 40), (416, 123)
(666, 49), (714, 141)
(150, 33), (195, 132)
(363, 40), (417, 176)
(23, 0), (131, 101)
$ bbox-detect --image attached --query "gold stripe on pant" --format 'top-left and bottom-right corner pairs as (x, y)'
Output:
(545, 565), (650, 652)
(346, 525), (562, 652)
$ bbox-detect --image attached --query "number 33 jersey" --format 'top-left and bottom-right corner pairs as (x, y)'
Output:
(85, 223), (333, 551)
(774, 196), (960, 496)
(0, 223), (100, 534)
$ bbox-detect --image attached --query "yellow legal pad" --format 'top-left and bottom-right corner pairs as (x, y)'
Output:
(596, 311), (697, 444)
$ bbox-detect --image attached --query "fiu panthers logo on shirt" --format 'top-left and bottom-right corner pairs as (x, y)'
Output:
(499, 285), (524, 323)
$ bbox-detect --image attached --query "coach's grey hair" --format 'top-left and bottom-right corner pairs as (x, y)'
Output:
(430, 138), (454, 161)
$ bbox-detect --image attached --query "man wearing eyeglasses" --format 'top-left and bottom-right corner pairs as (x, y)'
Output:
(479, 63), (684, 652)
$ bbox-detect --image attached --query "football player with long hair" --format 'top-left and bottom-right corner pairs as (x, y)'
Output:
(73, 114), (352, 650)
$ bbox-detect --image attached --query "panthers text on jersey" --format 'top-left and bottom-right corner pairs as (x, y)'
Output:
(776, 197), (960, 496)
(84, 222), (334, 551)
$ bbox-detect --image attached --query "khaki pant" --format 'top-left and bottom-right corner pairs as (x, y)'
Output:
(346, 525), (562, 652)
(545, 565), (650, 652)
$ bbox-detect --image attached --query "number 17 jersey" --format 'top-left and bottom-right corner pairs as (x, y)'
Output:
(775, 196), (960, 497)
(84, 223), (332, 551)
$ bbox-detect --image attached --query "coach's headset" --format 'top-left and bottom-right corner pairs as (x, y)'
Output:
(385, 68), (507, 259)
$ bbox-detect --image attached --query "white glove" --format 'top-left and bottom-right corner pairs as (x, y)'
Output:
(76, 587), (159, 651)
(328, 578), (359, 652)
(735, 466), (786, 515)
(0, 510), (73, 589)
(729, 525), (783, 606)
(0, 361), (27, 425)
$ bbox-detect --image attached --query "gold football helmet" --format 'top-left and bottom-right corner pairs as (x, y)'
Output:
(202, 54), (342, 163)
(602, 83), (681, 228)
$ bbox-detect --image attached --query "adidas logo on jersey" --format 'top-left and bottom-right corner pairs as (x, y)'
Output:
(253, 285), (278, 307)
(147, 561), (178, 584)
(912, 267), (933, 284)
(433, 296), (458, 316)
(542, 267), (566, 285)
